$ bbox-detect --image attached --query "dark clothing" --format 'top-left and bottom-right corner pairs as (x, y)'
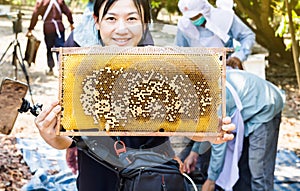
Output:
(77, 136), (174, 191)
(64, 34), (175, 191)
(28, 0), (74, 70)
(28, 0), (74, 34)
(44, 31), (65, 69)
(64, 31), (79, 47)
(233, 112), (281, 191)
(77, 149), (119, 191)
(248, 113), (281, 190)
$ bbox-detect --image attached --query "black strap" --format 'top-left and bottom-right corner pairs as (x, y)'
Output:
(72, 136), (124, 171)
(80, 145), (119, 174)
(69, 140), (77, 148)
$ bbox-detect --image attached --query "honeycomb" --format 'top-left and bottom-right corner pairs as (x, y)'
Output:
(57, 46), (226, 136)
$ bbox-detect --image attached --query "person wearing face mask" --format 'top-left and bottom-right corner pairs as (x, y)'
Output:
(175, 0), (255, 70)
(34, 0), (236, 190)
(175, 0), (255, 189)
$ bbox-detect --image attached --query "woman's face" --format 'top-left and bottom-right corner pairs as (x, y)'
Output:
(96, 0), (144, 47)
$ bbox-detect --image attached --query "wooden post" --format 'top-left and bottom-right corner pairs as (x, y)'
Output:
(285, 0), (300, 91)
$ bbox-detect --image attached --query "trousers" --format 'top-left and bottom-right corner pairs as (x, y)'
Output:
(233, 112), (281, 191)
(44, 31), (65, 69)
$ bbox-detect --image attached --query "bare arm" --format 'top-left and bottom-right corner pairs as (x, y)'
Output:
(34, 100), (72, 149)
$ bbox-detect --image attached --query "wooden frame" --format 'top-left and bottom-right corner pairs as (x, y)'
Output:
(53, 46), (228, 138)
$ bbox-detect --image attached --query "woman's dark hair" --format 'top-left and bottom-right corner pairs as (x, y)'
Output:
(94, 0), (151, 24)
(93, 0), (152, 46)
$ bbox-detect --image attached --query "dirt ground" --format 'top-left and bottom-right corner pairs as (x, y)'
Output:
(0, 15), (300, 190)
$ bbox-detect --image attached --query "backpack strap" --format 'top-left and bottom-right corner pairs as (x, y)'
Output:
(72, 136), (123, 170)
(43, 0), (61, 21)
(43, 0), (62, 38)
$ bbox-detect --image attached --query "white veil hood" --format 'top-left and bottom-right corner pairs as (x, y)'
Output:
(178, 0), (234, 43)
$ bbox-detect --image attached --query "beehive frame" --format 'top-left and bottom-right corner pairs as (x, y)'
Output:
(54, 46), (228, 138)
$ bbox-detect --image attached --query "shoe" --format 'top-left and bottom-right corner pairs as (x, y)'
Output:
(46, 68), (54, 76)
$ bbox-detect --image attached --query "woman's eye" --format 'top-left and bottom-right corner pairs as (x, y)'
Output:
(128, 17), (138, 22)
(105, 17), (116, 22)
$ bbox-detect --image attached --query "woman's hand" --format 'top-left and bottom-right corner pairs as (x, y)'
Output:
(191, 116), (235, 143)
(212, 116), (235, 144)
(34, 100), (72, 149)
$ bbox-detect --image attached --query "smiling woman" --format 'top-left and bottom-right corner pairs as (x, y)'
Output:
(94, 0), (151, 47)
(96, 0), (144, 46)
(34, 0), (175, 190)
(33, 0), (235, 190)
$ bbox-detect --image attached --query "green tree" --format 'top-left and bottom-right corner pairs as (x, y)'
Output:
(0, 0), (10, 4)
(151, 0), (163, 22)
(233, 0), (299, 67)
(151, 0), (179, 22)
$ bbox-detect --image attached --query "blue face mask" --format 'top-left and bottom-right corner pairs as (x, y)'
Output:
(191, 16), (206, 26)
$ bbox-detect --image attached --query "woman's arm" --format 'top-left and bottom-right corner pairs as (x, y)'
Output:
(34, 100), (73, 149)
